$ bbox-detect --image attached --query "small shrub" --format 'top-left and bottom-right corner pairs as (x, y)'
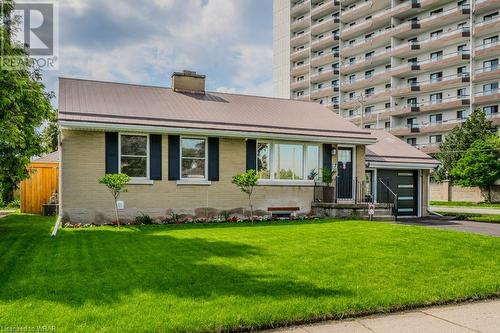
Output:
(135, 212), (154, 225)
(6, 199), (20, 208)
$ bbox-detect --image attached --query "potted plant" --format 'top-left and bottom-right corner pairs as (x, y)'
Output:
(321, 167), (336, 203)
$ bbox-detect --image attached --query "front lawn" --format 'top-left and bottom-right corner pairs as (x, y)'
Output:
(431, 201), (500, 209)
(1, 215), (499, 332)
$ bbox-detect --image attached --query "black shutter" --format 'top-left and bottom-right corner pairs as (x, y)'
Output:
(168, 135), (180, 180)
(323, 144), (332, 171)
(208, 137), (219, 181)
(150, 134), (162, 180)
(105, 132), (119, 174)
(246, 139), (257, 171)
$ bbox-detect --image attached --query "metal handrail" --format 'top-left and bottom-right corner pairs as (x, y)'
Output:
(379, 179), (398, 221)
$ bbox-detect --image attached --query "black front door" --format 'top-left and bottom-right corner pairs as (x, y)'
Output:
(377, 170), (418, 216)
(337, 148), (353, 200)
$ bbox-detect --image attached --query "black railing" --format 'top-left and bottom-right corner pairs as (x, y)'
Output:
(378, 179), (398, 221)
(314, 177), (373, 205)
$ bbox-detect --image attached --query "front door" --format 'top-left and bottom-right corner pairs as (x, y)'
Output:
(377, 170), (418, 216)
(337, 148), (353, 200)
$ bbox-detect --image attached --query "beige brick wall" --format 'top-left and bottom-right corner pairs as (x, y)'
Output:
(421, 170), (430, 216)
(430, 181), (500, 203)
(61, 130), (318, 224)
(356, 145), (366, 183)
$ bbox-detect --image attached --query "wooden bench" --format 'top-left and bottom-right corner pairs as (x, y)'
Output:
(267, 207), (300, 216)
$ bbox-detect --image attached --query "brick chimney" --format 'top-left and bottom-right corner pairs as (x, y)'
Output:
(171, 70), (206, 95)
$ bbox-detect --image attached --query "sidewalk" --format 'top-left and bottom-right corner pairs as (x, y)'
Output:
(430, 206), (500, 215)
(265, 299), (500, 333)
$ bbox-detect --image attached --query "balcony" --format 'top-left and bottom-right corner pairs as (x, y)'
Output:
(389, 125), (420, 136)
(418, 51), (469, 73)
(340, 89), (391, 109)
(340, 49), (391, 74)
(290, 63), (310, 76)
(310, 68), (339, 83)
(290, 79), (309, 91)
(392, 21), (421, 39)
(474, 89), (500, 105)
(391, 96), (470, 116)
(341, 0), (391, 23)
(311, 85), (339, 99)
(475, 41), (500, 59)
(350, 108), (391, 126)
(474, 66), (500, 83)
(391, 74), (470, 97)
(291, 16), (310, 32)
(391, 63), (421, 77)
(290, 47), (310, 62)
(311, 34), (339, 51)
(291, 0), (311, 16)
(417, 5), (470, 33)
(342, 29), (392, 57)
(418, 27), (470, 52)
(391, 40), (421, 57)
(311, 0), (339, 19)
(391, 0), (422, 19)
(327, 102), (340, 111)
(474, 0), (500, 15)
(290, 31), (311, 47)
(417, 143), (441, 154)
(311, 16), (339, 35)
(310, 51), (339, 67)
(341, 13), (391, 40)
(340, 70), (391, 92)
(475, 16), (500, 37)
(293, 93), (311, 102)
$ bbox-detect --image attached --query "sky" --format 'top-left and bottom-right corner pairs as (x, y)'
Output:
(43, 0), (274, 106)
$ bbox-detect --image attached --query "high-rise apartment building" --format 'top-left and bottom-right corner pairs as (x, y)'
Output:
(273, 0), (500, 153)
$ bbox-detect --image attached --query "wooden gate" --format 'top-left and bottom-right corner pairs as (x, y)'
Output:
(20, 161), (59, 214)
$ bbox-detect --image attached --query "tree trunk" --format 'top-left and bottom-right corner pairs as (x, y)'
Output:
(114, 199), (120, 228)
(488, 186), (492, 204)
(1, 184), (15, 205)
(248, 195), (254, 223)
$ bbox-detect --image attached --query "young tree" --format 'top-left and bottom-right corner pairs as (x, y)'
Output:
(0, 2), (55, 203)
(232, 170), (259, 223)
(450, 136), (500, 203)
(434, 109), (493, 182)
(98, 174), (131, 227)
(42, 111), (59, 153)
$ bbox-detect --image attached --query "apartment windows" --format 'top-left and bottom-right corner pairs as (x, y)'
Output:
(408, 77), (418, 86)
(295, 30), (305, 37)
(332, 79), (339, 87)
(430, 51), (443, 61)
(385, 45), (391, 51)
(348, 109), (355, 117)
(385, 121), (391, 129)
(316, 50), (324, 56)
(429, 135), (442, 144)
(181, 138), (207, 180)
(430, 93), (443, 104)
(457, 44), (467, 54)
(365, 51), (374, 59)
(408, 57), (418, 64)
(407, 138), (417, 146)
(365, 15), (372, 20)
(483, 82), (498, 94)
(483, 105), (498, 115)
(349, 40), (356, 45)
(365, 70), (374, 79)
(349, 92), (355, 99)
(483, 12), (499, 21)
(430, 8), (443, 16)
(119, 134), (149, 179)
(483, 36), (498, 46)
(364, 106), (373, 115)
(385, 64), (391, 71)
(457, 66), (467, 77)
(429, 114), (443, 124)
(385, 83), (391, 89)
(457, 0), (467, 7)
(365, 33), (373, 40)
(331, 96), (339, 104)
(457, 22), (467, 29)
(430, 72), (443, 83)
(408, 37), (418, 44)
(332, 63), (339, 70)
(295, 60), (304, 67)
(349, 22), (356, 27)
(430, 29), (443, 39)
(483, 59), (498, 72)
(457, 88), (467, 98)
(349, 57), (356, 64)
(317, 83), (323, 89)
(349, 74), (356, 83)
(364, 124), (372, 129)
(457, 110), (466, 119)
(407, 98), (418, 107)
(365, 88), (374, 96)
(296, 91), (305, 97)
(407, 117), (417, 128)
(385, 103), (391, 109)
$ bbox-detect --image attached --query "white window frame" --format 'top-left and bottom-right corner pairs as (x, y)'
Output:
(256, 140), (322, 185)
(179, 136), (208, 181)
(118, 133), (150, 181)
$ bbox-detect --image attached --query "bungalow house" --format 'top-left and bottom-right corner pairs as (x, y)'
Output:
(58, 71), (438, 224)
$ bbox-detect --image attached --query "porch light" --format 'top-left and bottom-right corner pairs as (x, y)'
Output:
(331, 148), (337, 156)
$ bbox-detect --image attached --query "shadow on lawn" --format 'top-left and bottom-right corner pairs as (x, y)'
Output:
(0, 216), (350, 307)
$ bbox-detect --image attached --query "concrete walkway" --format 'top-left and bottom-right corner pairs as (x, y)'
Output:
(430, 206), (500, 215)
(396, 217), (500, 237)
(0, 210), (16, 219)
(265, 299), (500, 333)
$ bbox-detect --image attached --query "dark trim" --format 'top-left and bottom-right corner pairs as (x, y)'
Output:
(322, 144), (332, 171)
(246, 139), (257, 171)
(208, 137), (219, 181)
(149, 134), (162, 180)
(168, 135), (180, 180)
(105, 132), (119, 174)
(59, 111), (373, 136)
(366, 154), (435, 160)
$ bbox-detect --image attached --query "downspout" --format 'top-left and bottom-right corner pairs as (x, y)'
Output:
(51, 125), (63, 237)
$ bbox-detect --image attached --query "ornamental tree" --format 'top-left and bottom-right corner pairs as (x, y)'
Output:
(98, 174), (131, 227)
(232, 169), (259, 222)
(450, 136), (500, 203)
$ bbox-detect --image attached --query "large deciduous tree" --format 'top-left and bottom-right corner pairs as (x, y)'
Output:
(434, 109), (493, 182)
(0, 1), (55, 203)
(450, 136), (500, 203)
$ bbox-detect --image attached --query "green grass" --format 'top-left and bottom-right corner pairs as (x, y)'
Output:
(431, 201), (500, 208)
(1, 215), (499, 332)
(437, 212), (500, 224)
